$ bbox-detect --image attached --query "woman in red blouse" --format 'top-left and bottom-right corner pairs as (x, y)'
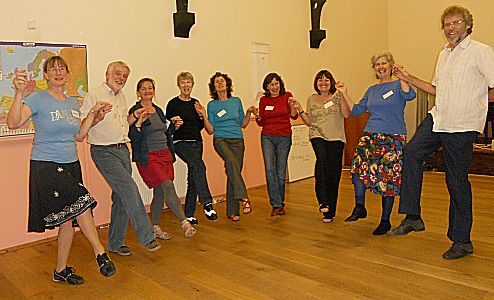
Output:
(255, 73), (298, 216)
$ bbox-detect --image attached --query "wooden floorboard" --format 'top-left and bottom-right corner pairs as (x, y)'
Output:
(0, 170), (493, 299)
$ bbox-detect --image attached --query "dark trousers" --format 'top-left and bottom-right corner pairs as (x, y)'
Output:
(310, 138), (344, 218)
(213, 137), (247, 216)
(174, 141), (213, 218)
(399, 114), (478, 243)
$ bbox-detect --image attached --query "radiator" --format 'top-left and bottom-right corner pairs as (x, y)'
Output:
(131, 156), (188, 205)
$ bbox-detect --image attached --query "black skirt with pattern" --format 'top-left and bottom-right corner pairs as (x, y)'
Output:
(28, 160), (97, 232)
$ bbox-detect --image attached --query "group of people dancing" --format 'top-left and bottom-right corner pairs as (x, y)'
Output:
(7, 4), (494, 287)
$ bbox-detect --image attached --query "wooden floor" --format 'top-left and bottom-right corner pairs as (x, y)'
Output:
(1, 170), (493, 299)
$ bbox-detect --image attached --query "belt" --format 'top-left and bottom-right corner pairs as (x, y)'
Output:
(104, 143), (127, 147)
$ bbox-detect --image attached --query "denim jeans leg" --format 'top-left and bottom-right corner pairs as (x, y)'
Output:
(90, 145), (154, 249)
(441, 131), (477, 243)
(183, 167), (198, 218)
(399, 114), (442, 216)
(274, 135), (291, 208)
(175, 141), (213, 216)
(261, 135), (280, 208)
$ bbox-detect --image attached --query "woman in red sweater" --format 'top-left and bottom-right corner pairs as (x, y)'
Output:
(255, 73), (298, 216)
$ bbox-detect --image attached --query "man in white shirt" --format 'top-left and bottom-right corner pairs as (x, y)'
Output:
(389, 5), (494, 259)
(81, 61), (161, 255)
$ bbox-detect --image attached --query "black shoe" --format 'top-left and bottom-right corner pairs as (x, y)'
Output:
(53, 266), (84, 285)
(187, 217), (198, 225)
(204, 203), (218, 221)
(344, 206), (367, 222)
(372, 220), (391, 235)
(442, 242), (474, 260)
(96, 253), (116, 277)
(388, 218), (425, 236)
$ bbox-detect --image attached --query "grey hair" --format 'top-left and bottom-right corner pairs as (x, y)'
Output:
(371, 52), (395, 68)
(106, 61), (130, 74)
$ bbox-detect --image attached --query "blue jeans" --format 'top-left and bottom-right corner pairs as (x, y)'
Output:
(399, 114), (478, 243)
(90, 145), (154, 250)
(213, 138), (247, 216)
(261, 134), (292, 208)
(174, 141), (213, 218)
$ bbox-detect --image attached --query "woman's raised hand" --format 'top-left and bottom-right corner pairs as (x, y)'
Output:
(13, 70), (28, 94)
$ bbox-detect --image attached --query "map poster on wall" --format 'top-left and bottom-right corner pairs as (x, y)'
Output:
(0, 41), (88, 137)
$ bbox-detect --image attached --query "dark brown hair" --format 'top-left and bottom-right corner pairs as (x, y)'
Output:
(208, 72), (233, 100)
(313, 70), (336, 95)
(262, 72), (286, 97)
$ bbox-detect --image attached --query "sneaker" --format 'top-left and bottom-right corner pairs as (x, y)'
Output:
(53, 266), (84, 285)
(204, 203), (218, 221)
(372, 220), (391, 235)
(145, 239), (161, 252)
(187, 217), (198, 225)
(442, 242), (474, 260)
(96, 253), (116, 277)
(387, 218), (425, 236)
(109, 245), (132, 256)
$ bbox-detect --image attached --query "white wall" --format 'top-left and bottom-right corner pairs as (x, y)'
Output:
(388, 0), (494, 134)
(0, 0), (387, 109)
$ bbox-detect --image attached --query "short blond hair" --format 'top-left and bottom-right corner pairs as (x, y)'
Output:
(177, 72), (194, 86)
(371, 52), (395, 68)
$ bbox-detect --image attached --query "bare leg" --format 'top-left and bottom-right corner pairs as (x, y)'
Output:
(56, 221), (75, 272)
(75, 209), (105, 256)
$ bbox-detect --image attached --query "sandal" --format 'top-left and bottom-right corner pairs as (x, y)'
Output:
(240, 199), (252, 214)
(181, 220), (197, 238)
(228, 215), (240, 222)
(153, 226), (172, 240)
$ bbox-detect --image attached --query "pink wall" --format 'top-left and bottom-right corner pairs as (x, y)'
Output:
(0, 122), (265, 250)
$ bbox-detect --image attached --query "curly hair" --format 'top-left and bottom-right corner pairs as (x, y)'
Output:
(208, 72), (233, 100)
(313, 70), (336, 95)
(262, 72), (286, 97)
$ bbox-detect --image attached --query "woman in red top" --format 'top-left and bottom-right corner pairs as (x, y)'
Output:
(255, 73), (298, 216)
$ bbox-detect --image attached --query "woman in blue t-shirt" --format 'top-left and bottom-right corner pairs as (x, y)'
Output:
(339, 52), (416, 235)
(7, 56), (115, 284)
(207, 72), (255, 221)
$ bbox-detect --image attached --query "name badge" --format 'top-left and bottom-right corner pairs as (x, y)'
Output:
(265, 105), (274, 111)
(217, 109), (227, 117)
(324, 101), (334, 109)
(71, 110), (80, 119)
(383, 90), (394, 99)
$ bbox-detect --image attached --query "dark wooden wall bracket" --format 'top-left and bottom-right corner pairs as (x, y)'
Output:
(173, 0), (195, 38)
(310, 0), (327, 48)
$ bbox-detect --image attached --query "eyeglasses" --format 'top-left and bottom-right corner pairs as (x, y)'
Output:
(47, 66), (66, 72)
(443, 20), (465, 29)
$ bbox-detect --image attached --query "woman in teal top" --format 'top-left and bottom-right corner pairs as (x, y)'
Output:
(207, 72), (255, 221)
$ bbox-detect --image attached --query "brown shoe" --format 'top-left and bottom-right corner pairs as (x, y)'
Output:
(145, 239), (161, 252)
(271, 207), (286, 216)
